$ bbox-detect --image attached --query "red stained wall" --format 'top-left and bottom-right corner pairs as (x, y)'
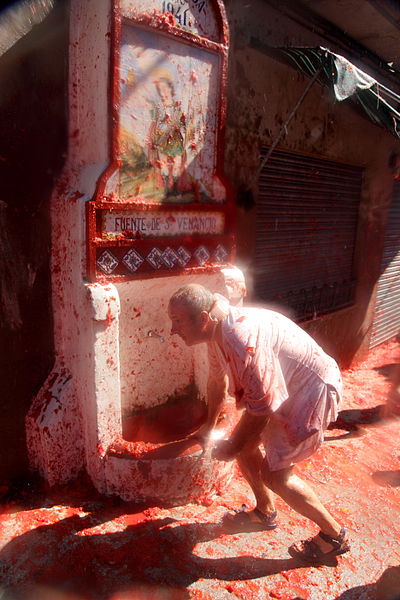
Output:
(222, 0), (400, 368)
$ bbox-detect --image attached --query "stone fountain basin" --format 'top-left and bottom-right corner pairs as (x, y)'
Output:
(104, 396), (235, 503)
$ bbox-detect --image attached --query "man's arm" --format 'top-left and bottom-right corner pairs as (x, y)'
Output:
(192, 374), (228, 441)
(205, 374), (228, 429)
(213, 410), (268, 461)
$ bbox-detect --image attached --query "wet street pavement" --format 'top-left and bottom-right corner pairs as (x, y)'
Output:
(1, 340), (399, 600)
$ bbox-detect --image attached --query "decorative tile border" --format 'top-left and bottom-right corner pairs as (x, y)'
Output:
(161, 247), (180, 269)
(194, 245), (210, 266)
(146, 247), (164, 270)
(214, 244), (228, 263)
(97, 250), (119, 274)
(96, 242), (231, 277)
(122, 248), (144, 272)
(176, 246), (191, 267)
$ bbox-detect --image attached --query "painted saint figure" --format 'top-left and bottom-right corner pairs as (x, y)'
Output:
(149, 75), (191, 199)
(168, 284), (350, 565)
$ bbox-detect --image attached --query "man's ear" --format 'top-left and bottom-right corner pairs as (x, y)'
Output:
(199, 310), (211, 330)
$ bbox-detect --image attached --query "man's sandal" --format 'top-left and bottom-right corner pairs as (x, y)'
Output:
(288, 527), (350, 565)
(222, 504), (278, 530)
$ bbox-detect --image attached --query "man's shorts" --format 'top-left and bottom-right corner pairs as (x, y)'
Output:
(261, 386), (340, 471)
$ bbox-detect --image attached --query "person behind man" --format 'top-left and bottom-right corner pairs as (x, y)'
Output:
(168, 283), (350, 565)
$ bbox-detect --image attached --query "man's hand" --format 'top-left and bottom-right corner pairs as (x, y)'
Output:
(212, 438), (237, 462)
(190, 422), (212, 441)
(190, 423), (224, 452)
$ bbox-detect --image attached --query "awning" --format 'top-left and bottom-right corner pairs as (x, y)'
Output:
(270, 46), (400, 140)
(0, 0), (55, 57)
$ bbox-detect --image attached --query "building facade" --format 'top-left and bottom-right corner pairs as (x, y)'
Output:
(0, 0), (399, 484)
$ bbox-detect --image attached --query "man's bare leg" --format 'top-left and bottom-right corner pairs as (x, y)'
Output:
(236, 441), (276, 516)
(264, 463), (343, 551)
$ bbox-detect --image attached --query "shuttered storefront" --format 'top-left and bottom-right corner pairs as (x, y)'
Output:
(369, 181), (400, 347)
(254, 148), (362, 321)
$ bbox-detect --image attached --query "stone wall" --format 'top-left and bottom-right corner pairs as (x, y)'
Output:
(223, 0), (400, 366)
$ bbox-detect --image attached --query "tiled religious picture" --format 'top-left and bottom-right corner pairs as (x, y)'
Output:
(117, 25), (220, 204)
(87, 1), (233, 279)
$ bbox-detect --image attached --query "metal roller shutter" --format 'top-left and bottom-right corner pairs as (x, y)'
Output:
(254, 148), (362, 321)
(370, 181), (400, 347)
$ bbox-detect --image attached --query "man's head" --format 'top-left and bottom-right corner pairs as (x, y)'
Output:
(168, 284), (216, 346)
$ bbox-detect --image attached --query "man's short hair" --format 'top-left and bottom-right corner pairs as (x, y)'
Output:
(169, 284), (215, 319)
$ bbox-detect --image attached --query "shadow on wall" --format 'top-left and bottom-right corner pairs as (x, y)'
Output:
(0, 0), (68, 484)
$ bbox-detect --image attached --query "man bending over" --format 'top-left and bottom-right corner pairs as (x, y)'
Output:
(168, 283), (350, 565)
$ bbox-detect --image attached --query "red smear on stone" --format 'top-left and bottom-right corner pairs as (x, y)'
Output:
(68, 190), (85, 202)
(190, 590), (213, 599)
(106, 305), (113, 324)
(269, 586), (294, 600)
(109, 437), (203, 460)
